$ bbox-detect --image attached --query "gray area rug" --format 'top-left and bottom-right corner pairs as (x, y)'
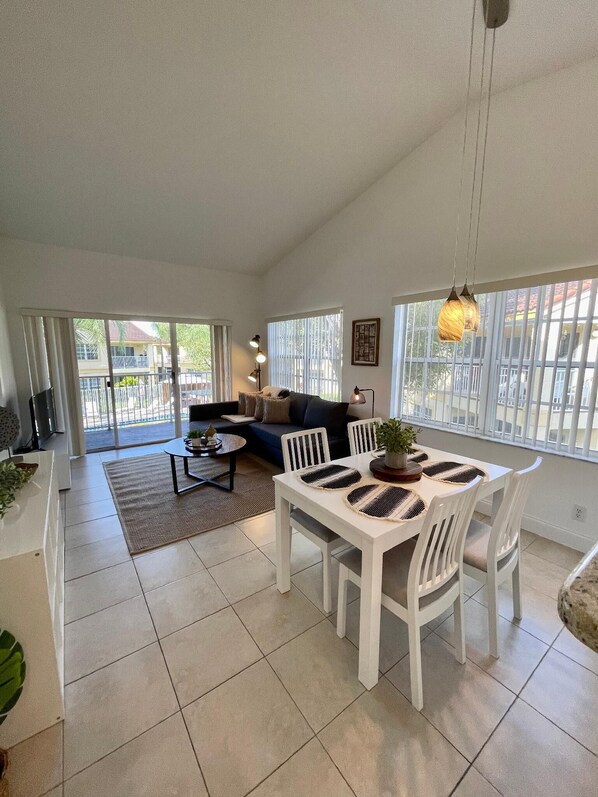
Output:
(104, 452), (280, 555)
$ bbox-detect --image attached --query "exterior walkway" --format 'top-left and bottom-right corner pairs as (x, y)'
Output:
(84, 420), (176, 451)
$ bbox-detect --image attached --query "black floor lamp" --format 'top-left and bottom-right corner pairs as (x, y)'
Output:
(349, 386), (375, 418)
(248, 334), (266, 391)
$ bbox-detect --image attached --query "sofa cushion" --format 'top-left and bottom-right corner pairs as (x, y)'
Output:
(303, 397), (349, 437)
(262, 397), (291, 424)
(238, 391), (247, 414)
(287, 391), (316, 426)
(251, 422), (304, 450)
(254, 394), (265, 421)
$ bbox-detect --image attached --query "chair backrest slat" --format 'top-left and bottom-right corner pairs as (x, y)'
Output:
(281, 427), (331, 473)
(348, 417), (383, 456)
(409, 477), (481, 602)
(489, 456), (542, 566)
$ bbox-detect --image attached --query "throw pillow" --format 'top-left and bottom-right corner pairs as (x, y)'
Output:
(254, 394), (265, 421)
(238, 391), (247, 414)
(262, 397), (291, 424)
(244, 392), (259, 417)
(303, 397), (349, 437)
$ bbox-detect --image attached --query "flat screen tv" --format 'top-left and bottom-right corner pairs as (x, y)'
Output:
(29, 387), (57, 448)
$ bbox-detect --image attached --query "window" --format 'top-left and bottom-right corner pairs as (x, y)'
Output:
(110, 345), (135, 357)
(75, 343), (99, 360)
(397, 278), (598, 461)
(268, 311), (343, 400)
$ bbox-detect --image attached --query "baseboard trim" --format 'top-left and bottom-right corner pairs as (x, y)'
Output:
(477, 499), (594, 554)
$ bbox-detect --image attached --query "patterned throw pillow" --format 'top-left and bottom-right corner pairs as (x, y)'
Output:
(238, 391), (247, 414)
(254, 394), (266, 421)
(245, 392), (259, 417)
(262, 397), (291, 424)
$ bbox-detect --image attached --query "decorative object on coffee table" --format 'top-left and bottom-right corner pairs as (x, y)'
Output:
(185, 429), (205, 449)
(351, 318), (380, 366)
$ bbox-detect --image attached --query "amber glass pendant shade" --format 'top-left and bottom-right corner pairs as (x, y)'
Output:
(460, 284), (480, 332)
(437, 287), (465, 341)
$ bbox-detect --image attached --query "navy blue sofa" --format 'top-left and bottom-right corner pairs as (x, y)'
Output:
(188, 391), (350, 467)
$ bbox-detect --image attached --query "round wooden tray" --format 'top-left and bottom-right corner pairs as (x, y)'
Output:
(369, 456), (422, 483)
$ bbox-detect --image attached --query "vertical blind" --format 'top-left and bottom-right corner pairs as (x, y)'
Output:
(398, 278), (598, 461)
(268, 311), (343, 400)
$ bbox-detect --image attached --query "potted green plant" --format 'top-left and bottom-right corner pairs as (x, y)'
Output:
(186, 428), (206, 449)
(375, 418), (418, 470)
(0, 462), (33, 522)
(0, 629), (27, 797)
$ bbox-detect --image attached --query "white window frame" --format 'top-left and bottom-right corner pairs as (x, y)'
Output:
(396, 278), (598, 462)
(267, 309), (343, 401)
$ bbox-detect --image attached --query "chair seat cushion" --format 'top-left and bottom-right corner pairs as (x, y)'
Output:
(338, 540), (458, 609)
(290, 508), (339, 543)
(463, 518), (492, 572)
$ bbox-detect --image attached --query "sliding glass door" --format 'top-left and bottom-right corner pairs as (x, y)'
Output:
(74, 318), (222, 451)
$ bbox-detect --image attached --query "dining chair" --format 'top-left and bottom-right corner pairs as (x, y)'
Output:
(281, 427), (347, 613)
(336, 477), (481, 710)
(463, 456), (542, 658)
(347, 417), (383, 456)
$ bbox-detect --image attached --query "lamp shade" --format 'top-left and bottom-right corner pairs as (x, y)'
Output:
(0, 406), (20, 450)
(249, 334), (261, 349)
(248, 369), (259, 383)
(438, 287), (465, 341)
(349, 387), (366, 405)
(255, 350), (266, 364)
(460, 284), (480, 333)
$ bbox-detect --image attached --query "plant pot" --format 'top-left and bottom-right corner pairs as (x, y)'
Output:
(384, 451), (408, 470)
(188, 438), (203, 449)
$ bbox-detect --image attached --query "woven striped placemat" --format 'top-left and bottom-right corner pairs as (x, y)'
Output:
(345, 482), (426, 521)
(408, 449), (429, 463)
(422, 461), (486, 484)
(299, 463), (362, 490)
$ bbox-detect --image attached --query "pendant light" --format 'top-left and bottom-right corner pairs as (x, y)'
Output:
(438, 0), (507, 340)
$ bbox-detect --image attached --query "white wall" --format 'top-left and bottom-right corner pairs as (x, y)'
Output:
(262, 58), (598, 551)
(0, 237), (261, 441)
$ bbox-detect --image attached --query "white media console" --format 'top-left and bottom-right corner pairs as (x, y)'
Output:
(41, 431), (71, 490)
(0, 451), (65, 748)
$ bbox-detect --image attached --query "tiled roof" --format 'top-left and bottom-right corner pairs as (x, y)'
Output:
(107, 321), (157, 343)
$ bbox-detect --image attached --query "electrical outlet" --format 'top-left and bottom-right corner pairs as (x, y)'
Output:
(573, 505), (587, 523)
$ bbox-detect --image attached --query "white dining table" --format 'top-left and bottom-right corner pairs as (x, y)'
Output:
(274, 445), (512, 690)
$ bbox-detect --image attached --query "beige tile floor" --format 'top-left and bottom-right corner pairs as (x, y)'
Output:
(7, 444), (598, 797)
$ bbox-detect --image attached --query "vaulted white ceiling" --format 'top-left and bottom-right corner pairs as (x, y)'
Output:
(1, 1), (597, 274)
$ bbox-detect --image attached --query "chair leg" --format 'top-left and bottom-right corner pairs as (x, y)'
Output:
(453, 592), (466, 664)
(512, 558), (522, 620)
(336, 564), (349, 638)
(322, 550), (333, 614)
(487, 578), (500, 659)
(408, 622), (423, 711)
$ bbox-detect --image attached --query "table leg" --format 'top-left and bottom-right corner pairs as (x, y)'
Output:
(229, 452), (237, 491)
(491, 488), (504, 523)
(169, 455), (179, 495)
(358, 542), (383, 690)
(183, 457), (190, 476)
(276, 489), (292, 593)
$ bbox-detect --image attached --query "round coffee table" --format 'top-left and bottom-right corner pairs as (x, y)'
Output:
(163, 434), (247, 495)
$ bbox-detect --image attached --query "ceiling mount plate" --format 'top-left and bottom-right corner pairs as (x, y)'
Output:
(482, 0), (509, 29)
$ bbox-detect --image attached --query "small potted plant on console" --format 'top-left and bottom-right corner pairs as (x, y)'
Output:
(376, 418), (418, 470)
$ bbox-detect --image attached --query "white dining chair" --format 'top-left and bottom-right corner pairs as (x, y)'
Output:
(347, 417), (383, 456)
(281, 427), (347, 613)
(336, 477), (481, 710)
(463, 456), (542, 658)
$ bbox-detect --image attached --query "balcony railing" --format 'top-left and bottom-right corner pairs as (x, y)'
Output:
(79, 371), (212, 431)
(111, 355), (149, 369)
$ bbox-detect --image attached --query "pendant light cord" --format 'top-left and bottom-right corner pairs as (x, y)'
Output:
(471, 27), (496, 294)
(464, 0), (491, 289)
(450, 0), (477, 290)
